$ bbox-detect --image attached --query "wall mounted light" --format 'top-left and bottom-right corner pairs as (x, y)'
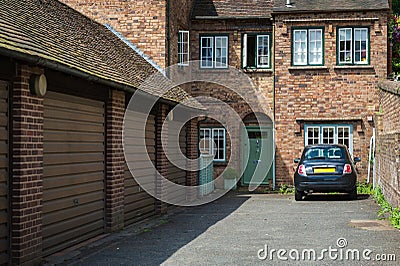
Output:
(30, 74), (47, 97)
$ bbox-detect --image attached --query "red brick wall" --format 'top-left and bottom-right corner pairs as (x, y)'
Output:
(274, 11), (388, 185)
(11, 64), (44, 264)
(60, 0), (167, 68)
(376, 80), (400, 208)
(105, 89), (125, 232)
(190, 19), (275, 185)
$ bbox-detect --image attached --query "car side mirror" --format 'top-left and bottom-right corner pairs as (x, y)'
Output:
(354, 157), (361, 164)
(294, 158), (300, 164)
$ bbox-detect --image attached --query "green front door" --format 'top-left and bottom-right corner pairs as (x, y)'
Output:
(242, 127), (273, 185)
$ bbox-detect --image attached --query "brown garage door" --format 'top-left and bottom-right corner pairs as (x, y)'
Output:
(43, 91), (105, 256)
(124, 112), (156, 226)
(166, 121), (186, 207)
(0, 81), (8, 264)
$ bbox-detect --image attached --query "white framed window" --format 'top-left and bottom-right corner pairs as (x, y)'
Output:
(200, 35), (228, 68)
(305, 124), (353, 154)
(322, 127), (335, 144)
(306, 126), (320, 145)
(199, 127), (226, 161)
(178, 30), (189, 66)
(338, 27), (369, 65)
(242, 34), (271, 68)
(337, 126), (351, 148)
(292, 28), (323, 66)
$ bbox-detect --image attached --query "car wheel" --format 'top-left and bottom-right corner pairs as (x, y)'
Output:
(349, 188), (357, 200)
(295, 189), (304, 201)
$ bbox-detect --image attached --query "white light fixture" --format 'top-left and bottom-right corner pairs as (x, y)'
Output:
(30, 74), (47, 97)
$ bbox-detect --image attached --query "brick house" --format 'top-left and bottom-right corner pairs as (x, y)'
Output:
(0, 0), (201, 263)
(61, 0), (390, 188)
(273, 0), (389, 184)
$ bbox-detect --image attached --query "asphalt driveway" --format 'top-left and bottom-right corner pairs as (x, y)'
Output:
(52, 193), (400, 265)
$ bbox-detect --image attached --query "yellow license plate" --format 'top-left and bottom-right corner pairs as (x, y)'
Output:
(314, 168), (336, 173)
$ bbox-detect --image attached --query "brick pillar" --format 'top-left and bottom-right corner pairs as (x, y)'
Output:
(186, 118), (199, 201)
(105, 89), (125, 232)
(11, 64), (44, 264)
(155, 104), (168, 214)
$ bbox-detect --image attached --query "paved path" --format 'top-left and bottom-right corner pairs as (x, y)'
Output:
(59, 193), (400, 265)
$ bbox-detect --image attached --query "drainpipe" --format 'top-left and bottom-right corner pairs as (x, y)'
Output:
(166, 0), (171, 70)
(272, 20), (277, 191)
(367, 128), (376, 184)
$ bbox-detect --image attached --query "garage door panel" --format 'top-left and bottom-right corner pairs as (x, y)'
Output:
(45, 108), (104, 124)
(43, 172), (103, 189)
(43, 162), (104, 177)
(44, 153), (104, 166)
(44, 143), (104, 153)
(43, 91), (105, 256)
(43, 201), (104, 226)
(42, 211), (104, 238)
(46, 91), (104, 110)
(44, 131), (104, 142)
(43, 192), (104, 213)
(43, 181), (104, 201)
(43, 222), (104, 253)
(0, 81), (8, 263)
(124, 113), (156, 226)
(45, 119), (104, 133)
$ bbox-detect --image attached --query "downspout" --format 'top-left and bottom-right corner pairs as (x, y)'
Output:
(166, 0), (171, 70)
(367, 128), (376, 184)
(272, 19), (276, 191)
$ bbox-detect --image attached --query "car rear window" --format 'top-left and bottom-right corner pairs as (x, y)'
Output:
(303, 146), (347, 160)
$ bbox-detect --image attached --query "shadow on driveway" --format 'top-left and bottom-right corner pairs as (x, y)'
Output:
(69, 192), (251, 265)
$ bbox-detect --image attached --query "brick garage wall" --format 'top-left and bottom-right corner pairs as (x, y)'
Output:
(190, 19), (275, 185)
(376, 80), (400, 208)
(274, 11), (388, 185)
(60, 0), (167, 68)
(105, 89), (125, 232)
(12, 64), (44, 264)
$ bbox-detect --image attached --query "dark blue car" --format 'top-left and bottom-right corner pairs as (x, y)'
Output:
(294, 144), (361, 201)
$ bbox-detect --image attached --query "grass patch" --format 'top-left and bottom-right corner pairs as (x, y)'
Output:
(278, 184), (294, 194)
(374, 187), (400, 229)
(357, 182), (374, 195)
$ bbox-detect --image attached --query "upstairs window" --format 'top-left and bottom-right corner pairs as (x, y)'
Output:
(242, 34), (271, 69)
(338, 27), (369, 65)
(178, 30), (189, 66)
(200, 35), (228, 68)
(292, 28), (324, 66)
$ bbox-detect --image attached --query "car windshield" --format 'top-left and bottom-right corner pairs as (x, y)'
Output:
(304, 146), (346, 160)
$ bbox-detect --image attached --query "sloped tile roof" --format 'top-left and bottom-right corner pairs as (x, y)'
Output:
(0, 0), (202, 109)
(273, 0), (389, 13)
(192, 0), (274, 19)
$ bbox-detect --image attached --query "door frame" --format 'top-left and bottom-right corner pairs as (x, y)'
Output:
(241, 126), (275, 186)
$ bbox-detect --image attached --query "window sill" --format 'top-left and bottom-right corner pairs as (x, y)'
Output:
(334, 65), (374, 70)
(288, 66), (329, 71)
(243, 68), (273, 73)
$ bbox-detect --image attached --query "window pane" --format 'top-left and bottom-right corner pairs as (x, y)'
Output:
(257, 35), (270, 68)
(338, 28), (352, 63)
(308, 29), (322, 65)
(201, 37), (213, 68)
(307, 127), (320, 145)
(354, 28), (368, 64)
(215, 36), (228, 68)
(178, 31), (189, 66)
(293, 30), (307, 65)
(322, 127), (334, 144)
